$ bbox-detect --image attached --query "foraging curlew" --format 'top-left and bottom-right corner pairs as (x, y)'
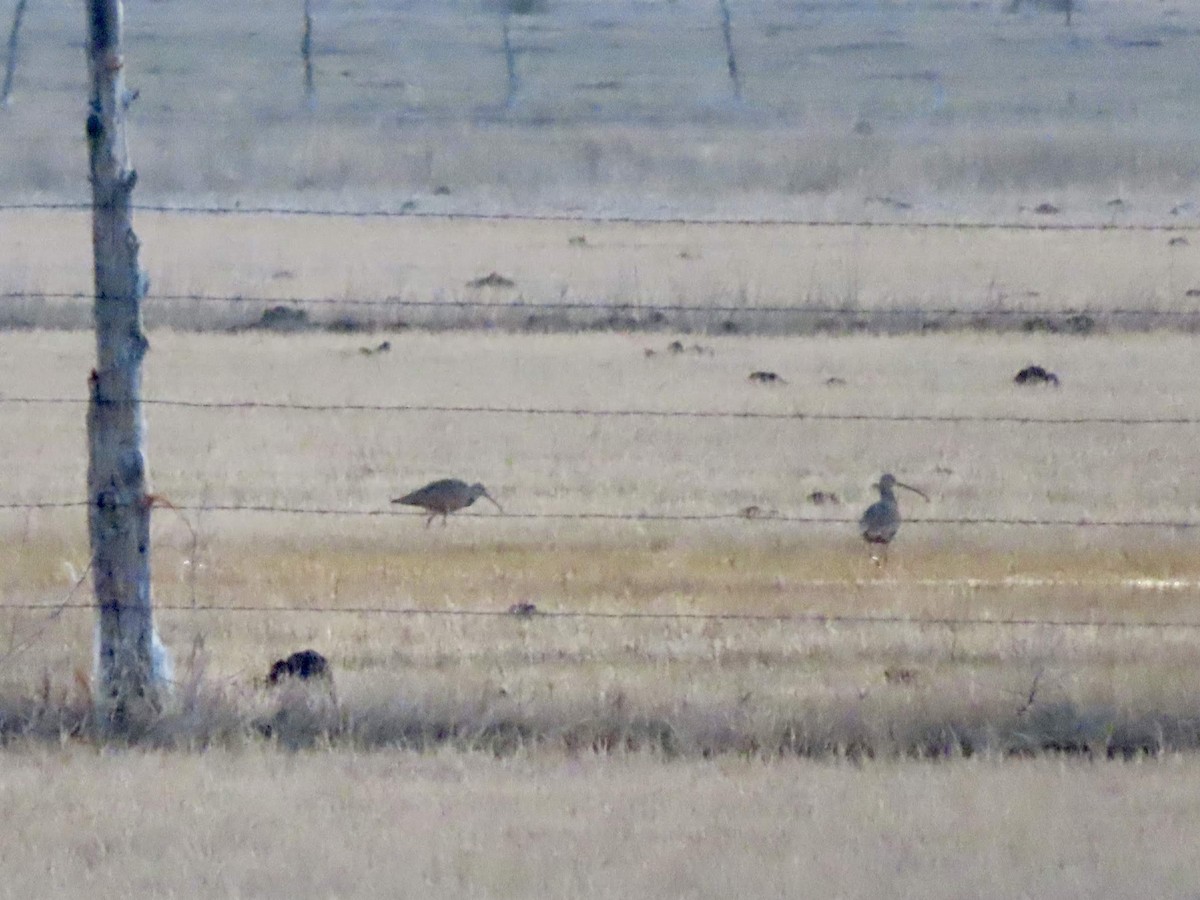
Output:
(392, 478), (503, 526)
(859, 473), (929, 565)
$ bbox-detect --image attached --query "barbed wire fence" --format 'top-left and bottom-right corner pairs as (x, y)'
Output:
(4, 392), (1200, 648)
(6, 0), (1200, 678)
(4, 218), (1200, 670)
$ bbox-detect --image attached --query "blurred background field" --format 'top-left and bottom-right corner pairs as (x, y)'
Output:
(2, 0), (1199, 221)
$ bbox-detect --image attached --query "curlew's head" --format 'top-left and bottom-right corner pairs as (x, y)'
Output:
(875, 473), (929, 502)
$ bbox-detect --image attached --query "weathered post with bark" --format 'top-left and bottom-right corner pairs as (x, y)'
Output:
(84, 0), (171, 733)
(717, 0), (741, 103)
(501, 13), (519, 109)
(2, 0), (30, 108)
(301, 0), (315, 103)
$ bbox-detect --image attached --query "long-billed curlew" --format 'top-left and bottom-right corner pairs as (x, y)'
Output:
(391, 478), (503, 526)
(859, 473), (929, 565)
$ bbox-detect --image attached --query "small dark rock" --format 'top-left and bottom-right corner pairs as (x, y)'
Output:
(359, 340), (392, 355)
(884, 667), (920, 685)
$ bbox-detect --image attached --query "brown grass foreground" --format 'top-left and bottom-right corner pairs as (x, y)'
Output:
(0, 749), (1195, 899)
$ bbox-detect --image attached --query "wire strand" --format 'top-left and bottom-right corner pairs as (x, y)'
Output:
(3, 396), (1199, 426)
(5, 290), (1199, 320)
(2, 599), (1198, 630)
(0, 500), (1195, 528)
(3, 202), (1199, 232)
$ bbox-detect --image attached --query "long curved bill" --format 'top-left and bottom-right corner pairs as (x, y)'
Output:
(895, 481), (930, 502)
(482, 490), (504, 513)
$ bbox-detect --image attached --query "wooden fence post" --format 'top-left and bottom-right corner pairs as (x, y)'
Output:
(718, 0), (741, 103)
(84, 0), (171, 733)
(501, 13), (518, 109)
(1, 0), (29, 108)
(301, 0), (314, 103)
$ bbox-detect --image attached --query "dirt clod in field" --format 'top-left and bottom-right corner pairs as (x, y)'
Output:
(807, 490), (840, 506)
(468, 272), (516, 288)
(749, 370), (786, 384)
(739, 504), (777, 519)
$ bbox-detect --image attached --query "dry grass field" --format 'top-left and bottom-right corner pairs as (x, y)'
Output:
(2, 750), (1200, 899)
(2, 329), (1199, 764)
(5, 0), (1200, 894)
(3, 209), (1200, 334)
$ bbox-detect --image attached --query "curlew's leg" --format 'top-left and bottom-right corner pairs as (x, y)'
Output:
(425, 513), (434, 528)
(441, 512), (449, 527)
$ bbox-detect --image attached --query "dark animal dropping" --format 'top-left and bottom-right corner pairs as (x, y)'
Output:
(268, 649), (330, 684)
(1014, 366), (1060, 386)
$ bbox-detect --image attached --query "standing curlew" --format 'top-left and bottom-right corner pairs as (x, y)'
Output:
(859, 473), (929, 565)
(391, 478), (503, 526)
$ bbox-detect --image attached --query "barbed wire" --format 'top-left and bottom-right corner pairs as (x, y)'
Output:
(2, 598), (1199, 630)
(0, 499), (1195, 529)
(3, 201), (1200, 232)
(5, 289), (1199, 320)
(1, 395), (1199, 426)
(0, 561), (93, 669)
